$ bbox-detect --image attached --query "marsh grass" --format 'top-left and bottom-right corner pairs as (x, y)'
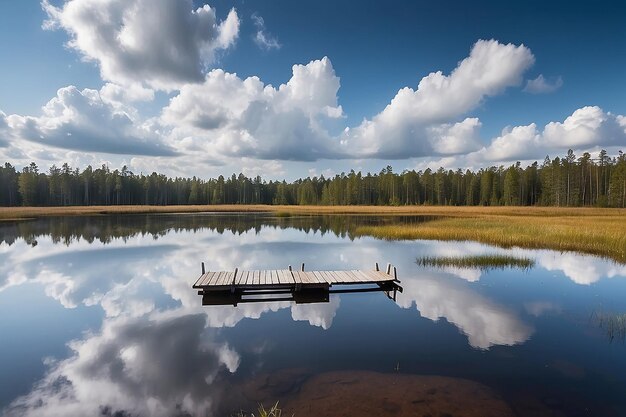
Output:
(2, 205), (626, 220)
(591, 311), (626, 343)
(355, 213), (626, 264)
(417, 254), (535, 271)
(234, 402), (285, 417)
(2, 205), (625, 263)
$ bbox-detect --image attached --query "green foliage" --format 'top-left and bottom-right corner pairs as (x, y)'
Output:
(1, 149), (625, 207)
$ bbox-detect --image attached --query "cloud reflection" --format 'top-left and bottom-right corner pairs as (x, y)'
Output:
(4, 314), (237, 417)
(397, 271), (533, 349)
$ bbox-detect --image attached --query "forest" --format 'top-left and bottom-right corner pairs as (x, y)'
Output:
(0, 149), (625, 207)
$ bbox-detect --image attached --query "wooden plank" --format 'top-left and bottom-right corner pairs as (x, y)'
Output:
(304, 271), (317, 284)
(344, 271), (361, 283)
(363, 270), (385, 282)
(193, 273), (209, 287)
(213, 272), (226, 286)
(276, 270), (285, 284)
(355, 270), (380, 282)
(295, 271), (310, 284)
(291, 271), (302, 284)
(374, 270), (395, 281)
(308, 271), (326, 284)
(195, 268), (396, 290)
(306, 271), (319, 283)
(323, 271), (340, 283)
(218, 272), (233, 286)
(205, 271), (220, 286)
(331, 271), (351, 283)
(350, 270), (373, 282)
(281, 269), (294, 284)
(311, 271), (326, 284)
(362, 270), (394, 282)
(207, 271), (221, 286)
(207, 271), (222, 286)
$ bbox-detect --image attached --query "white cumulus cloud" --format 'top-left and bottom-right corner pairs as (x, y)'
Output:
(477, 106), (626, 162)
(0, 111), (10, 147)
(252, 13), (281, 51)
(7, 86), (176, 156)
(340, 39), (535, 158)
(42, 0), (240, 90)
(161, 57), (344, 161)
(523, 74), (563, 94)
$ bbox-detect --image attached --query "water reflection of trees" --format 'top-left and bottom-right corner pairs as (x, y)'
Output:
(0, 214), (432, 246)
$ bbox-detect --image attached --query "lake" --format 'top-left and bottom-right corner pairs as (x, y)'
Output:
(1, 213), (625, 416)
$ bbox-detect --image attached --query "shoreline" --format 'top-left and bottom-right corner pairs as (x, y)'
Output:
(1, 204), (625, 220)
(1, 205), (624, 263)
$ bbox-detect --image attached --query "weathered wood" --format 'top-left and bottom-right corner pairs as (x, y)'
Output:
(238, 271), (248, 285)
(193, 265), (400, 291)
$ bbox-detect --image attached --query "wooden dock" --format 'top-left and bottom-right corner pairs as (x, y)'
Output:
(193, 263), (402, 305)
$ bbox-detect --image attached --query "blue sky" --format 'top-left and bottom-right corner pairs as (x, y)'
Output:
(0, 0), (624, 179)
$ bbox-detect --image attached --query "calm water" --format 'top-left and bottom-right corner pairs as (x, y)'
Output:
(1, 213), (625, 416)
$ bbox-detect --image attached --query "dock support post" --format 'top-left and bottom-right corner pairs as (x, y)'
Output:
(288, 265), (292, 271)
(231, 268), (238, 293)
(301, 263), (305, 272)
(375, 262), (379, 271)
(201, 262), (205, 274)
(386, 263), (392, 275)
(393, 266), (397, 280)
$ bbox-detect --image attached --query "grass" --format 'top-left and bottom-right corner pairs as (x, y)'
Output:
(353, 210), (626, 264)
(2, 204), (626, 220)
(1, 205), (625, 263)
(416, 254), (535, 270)
(591, 311), (626, 343)
(234, 402), (285, 417)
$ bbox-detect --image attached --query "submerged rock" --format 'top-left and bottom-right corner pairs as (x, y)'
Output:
(244, 370), (516, 417)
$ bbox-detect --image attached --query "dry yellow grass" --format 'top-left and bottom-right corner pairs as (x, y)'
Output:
(356, 213), (626, 264)
(1, 205), (624, 262)
(1, 204), (625, 219)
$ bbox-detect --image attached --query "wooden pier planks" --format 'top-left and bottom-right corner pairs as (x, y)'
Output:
(193, 267), (397, 290)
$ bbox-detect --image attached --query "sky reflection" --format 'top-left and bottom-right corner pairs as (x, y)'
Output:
(1, 214), (626, 416)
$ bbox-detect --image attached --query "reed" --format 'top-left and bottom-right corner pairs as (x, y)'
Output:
(2, 205), (624, 263)
(591, 311), (626, 343)
(2, 205), (626, 220)
(417, 254), (535, 270)
(234, 402), (284, 417)
(355, 215), (626, 264)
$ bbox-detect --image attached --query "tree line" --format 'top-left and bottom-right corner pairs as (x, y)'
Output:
(1, 149), (625, 208)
